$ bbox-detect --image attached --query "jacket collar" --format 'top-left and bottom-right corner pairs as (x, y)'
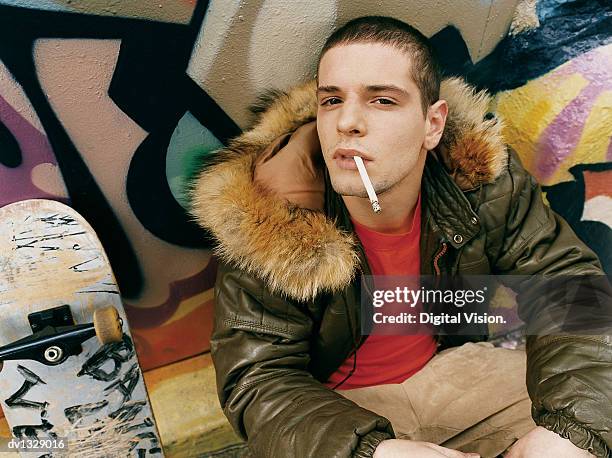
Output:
(190, 78), (507, 302)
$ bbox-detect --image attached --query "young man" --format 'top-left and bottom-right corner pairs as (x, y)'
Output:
(191, 16), (611, 458)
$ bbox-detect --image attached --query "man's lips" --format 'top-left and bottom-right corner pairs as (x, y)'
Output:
(333, 148), (373, 161)
(333, 149), (373, 170)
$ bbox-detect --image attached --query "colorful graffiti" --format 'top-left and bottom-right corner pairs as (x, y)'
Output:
(1, 0), (609, 454)
(543, 164), (612, 273)
(488, 0), (611, 273)
(0, 0), (609, 378)
(495, 44), (612, 185)
(0, 59), (67, 206)
(0, 2), (239, 374)
(189, 0), (521, 126)
(0, 0), (522, 374)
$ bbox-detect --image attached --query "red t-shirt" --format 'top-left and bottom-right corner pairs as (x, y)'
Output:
(324, 194), (436, 390)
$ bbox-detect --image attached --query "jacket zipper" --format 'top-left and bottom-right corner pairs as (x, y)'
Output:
(433, 241), (448, 275)
(358, 265), (372, 347)
(431, 241), (447, 347)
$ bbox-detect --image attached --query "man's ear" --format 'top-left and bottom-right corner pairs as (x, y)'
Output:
(423, 100), (448, 151)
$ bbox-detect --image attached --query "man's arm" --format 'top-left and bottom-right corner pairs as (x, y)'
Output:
(493, 150), (612, 457)
(211, 261), (394, 458)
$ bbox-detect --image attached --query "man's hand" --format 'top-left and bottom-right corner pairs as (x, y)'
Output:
(504, 426), (595, 457)
(373, 439), (480, 458)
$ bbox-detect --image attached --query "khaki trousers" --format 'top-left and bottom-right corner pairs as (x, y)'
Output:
(335, 342), (536, 458)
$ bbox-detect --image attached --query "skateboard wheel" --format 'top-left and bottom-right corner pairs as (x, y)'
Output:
(93, 306), (123, 344)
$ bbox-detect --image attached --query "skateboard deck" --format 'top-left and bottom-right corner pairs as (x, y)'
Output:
(0, 199), (163, 457)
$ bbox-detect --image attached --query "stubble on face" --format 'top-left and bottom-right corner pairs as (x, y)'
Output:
(327, 150), (413, 199)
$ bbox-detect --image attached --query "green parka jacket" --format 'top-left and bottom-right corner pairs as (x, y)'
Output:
(190, 78), (612, 457)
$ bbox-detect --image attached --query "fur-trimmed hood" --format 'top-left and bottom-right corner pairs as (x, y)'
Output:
(190, 78), (506, 302)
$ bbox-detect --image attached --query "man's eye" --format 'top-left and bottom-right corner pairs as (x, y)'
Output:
(321, 97), (342, 106)
(374, 98), (395, 105)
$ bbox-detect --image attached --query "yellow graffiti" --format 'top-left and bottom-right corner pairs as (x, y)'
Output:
(495, 44), (612, 186)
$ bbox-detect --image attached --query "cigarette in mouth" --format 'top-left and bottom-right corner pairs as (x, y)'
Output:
(353, 156), (381, 213)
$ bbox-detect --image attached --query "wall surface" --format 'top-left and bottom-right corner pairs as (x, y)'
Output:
(0, 0), (610, 368)
(0, 0), (522, 371)
(490, 0), (612, 273)
(191, 0), (521, 127)
(0, 0), (610, 454)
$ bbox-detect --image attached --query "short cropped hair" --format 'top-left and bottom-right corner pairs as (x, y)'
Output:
(318, 16), (441, 115)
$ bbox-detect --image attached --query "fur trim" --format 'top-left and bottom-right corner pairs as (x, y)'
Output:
(190, 78), (506, 301)
(190, 151), (359, 302)
(238, 80), (318, 152)
(440, 78), (507, 189)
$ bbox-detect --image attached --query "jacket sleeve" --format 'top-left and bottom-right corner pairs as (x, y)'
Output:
(211, 261), (394, 458)
(493, 150), (612, 457)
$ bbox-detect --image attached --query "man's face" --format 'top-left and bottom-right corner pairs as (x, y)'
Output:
(317, 42), (435, 198)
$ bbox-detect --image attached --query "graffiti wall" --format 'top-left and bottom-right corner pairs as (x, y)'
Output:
(1, 0), (610, 454)
(483, 0), (612, 273)
(0, 0), (524, 373)
(0, 0), (609, 373)
(0, 1), (238, 373)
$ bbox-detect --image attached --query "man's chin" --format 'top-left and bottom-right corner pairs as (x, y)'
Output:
(330, 183), (369, 199)
(329, 171), (380, 198)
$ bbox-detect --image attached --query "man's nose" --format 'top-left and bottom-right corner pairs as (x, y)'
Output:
(336, 102), (366, 136)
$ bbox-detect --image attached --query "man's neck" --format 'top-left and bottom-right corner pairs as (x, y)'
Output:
(342, 154), (426, 235)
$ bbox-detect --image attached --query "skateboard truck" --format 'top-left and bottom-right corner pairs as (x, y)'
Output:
(0, 305), (123, 366)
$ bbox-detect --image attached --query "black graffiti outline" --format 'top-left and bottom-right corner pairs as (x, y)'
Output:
(0, 5), (148, 298)
(109, 400), (146, 424)
(75, 333), (161, 455)
(0, 120), (22, 167)
(5, 365), (58, 442)
(12, 418), (57, 440)
(104, 363), (140, 406)
(5, 365), (48, 411)
(0, 1), (239, 297)
(64, 400), (110, 425)
(77, 334), (134, 382)
(129, 431), (159, 453)
(117, 417), (154, 434)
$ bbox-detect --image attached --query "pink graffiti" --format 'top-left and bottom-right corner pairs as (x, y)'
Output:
(0, 95), (68, 207)
(534, 46), (612, 181)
